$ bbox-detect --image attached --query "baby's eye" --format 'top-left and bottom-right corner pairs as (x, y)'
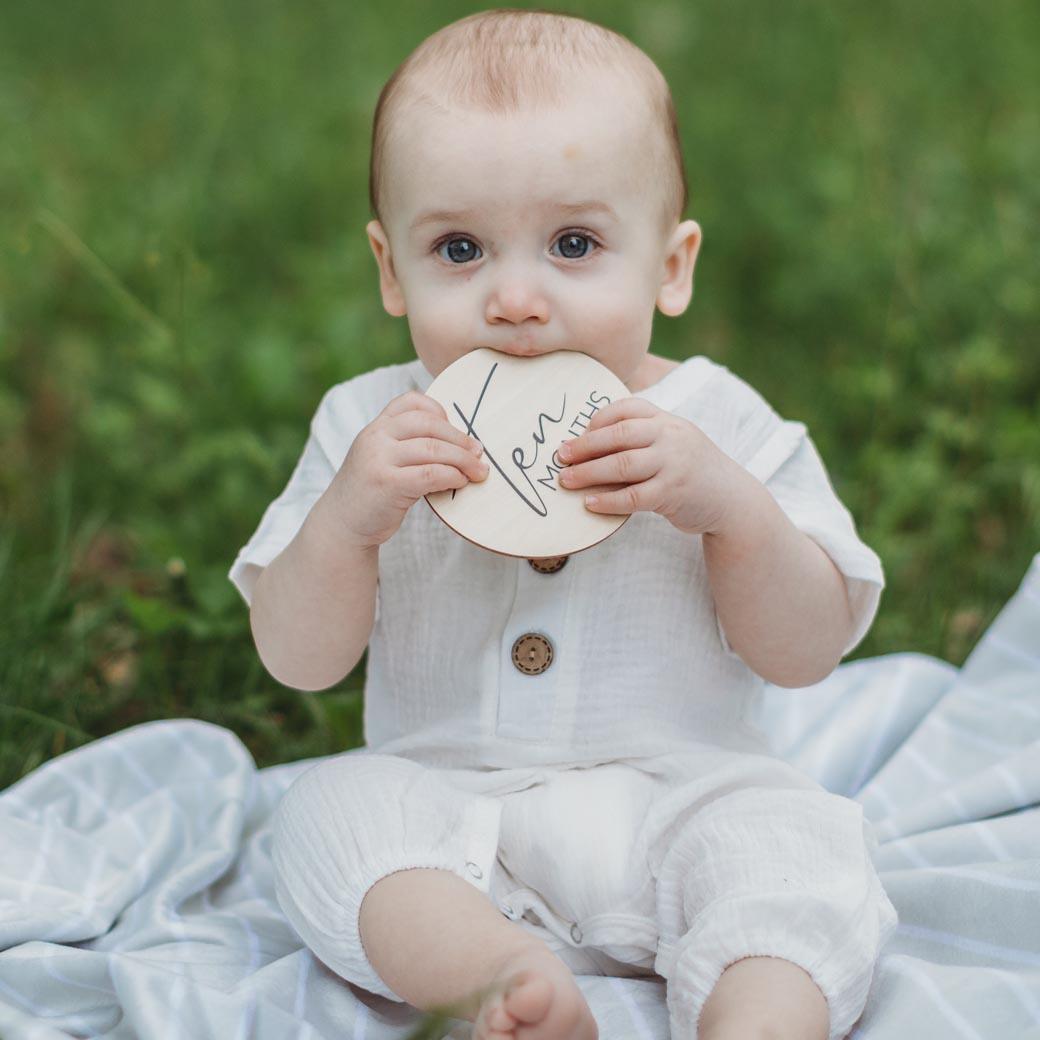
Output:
(436, 237), (482, 264)
(551, 232), (599, 260)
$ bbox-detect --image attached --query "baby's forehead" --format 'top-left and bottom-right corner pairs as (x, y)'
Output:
(394, 114), (647, 209)
(400, 59), (654, 130)
(393, 86), (655, 169)
(378, 65), (673, 226)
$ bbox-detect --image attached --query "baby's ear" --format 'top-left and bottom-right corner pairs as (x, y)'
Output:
(366, 220), (407, 317)
(656, 220), (702, 317)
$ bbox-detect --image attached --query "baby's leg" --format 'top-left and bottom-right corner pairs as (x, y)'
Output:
(360, 866), (597, 1037)
(651, 765), (898, 1040)
(696, 955), (828, 1040)
(272, 752), (596, 1039)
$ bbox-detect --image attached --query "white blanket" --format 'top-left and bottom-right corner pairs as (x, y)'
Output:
(2, 553), (1038, 1039)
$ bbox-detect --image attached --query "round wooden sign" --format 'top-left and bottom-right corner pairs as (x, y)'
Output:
(423, 347), (632, 558)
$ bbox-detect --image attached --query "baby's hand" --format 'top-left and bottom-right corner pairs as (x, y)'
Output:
(556, 397), (757, 536)
(331, 391), (489, 550)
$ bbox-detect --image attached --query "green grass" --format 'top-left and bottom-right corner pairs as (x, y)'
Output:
(2, 0), (1039, 790)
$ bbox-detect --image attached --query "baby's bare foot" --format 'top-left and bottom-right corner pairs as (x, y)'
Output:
(473, 943), (598, 1040)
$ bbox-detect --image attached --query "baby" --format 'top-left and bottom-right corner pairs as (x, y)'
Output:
(230, 9), (898, 1040)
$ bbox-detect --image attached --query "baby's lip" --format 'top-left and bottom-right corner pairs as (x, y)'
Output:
(483, 344), (555, 357)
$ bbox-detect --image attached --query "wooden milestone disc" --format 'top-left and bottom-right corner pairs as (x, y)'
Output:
(423, 347), (632, 558)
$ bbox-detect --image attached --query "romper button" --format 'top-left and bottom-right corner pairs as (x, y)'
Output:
(528, 555), (569, 574)
(500, 903), (518, 919)
(511, 633), (554, 675)
(465, 861), (483, 880)
(570, 923), (583, 944)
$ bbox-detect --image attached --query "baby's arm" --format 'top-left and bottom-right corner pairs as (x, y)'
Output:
(558, 392), (861, 688)
(702, 472), (855, 688)
(250, 488), (379, 691)
(248, 390), (487, 691)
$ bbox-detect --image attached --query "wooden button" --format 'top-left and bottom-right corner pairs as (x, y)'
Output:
(528, 555), (569, 574)
(511, 633), (554, 675)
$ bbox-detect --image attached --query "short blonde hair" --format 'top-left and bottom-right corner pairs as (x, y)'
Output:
(369, 8), (688, 233)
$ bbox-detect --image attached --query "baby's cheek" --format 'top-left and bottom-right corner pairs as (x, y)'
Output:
(575, 285), (652, 351)
(406, 292), (463, 353)
(589, 305), (648, 343)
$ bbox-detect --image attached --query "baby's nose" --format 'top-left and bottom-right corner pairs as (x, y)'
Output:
(485, 280), (550, 325)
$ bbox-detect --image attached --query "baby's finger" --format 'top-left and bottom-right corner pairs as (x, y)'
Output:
(559, 416), (654, 464)
(390, 408), (484, 456)
(394, 437), (490, 481)
(398, 461), (485, 498)
(380, 390), (446, 421)
(398, 463), (469, 497)
(559, 446), (656, 489)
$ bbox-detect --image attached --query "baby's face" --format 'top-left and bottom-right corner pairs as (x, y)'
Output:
(367, 70), (701, 392)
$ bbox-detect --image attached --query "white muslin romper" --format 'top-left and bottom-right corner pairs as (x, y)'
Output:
(228, 354), (899, 1040)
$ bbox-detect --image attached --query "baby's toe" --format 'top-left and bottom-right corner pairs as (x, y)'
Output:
(502, 971), (554, 1025)
(486, 1001), (517, 1031)
(474, 993), (517, 1040)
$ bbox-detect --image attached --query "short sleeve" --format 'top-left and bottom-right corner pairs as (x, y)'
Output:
(766, 431), (883, 657)
(227, 382), (373, 611)
(700, 367), (883, 662)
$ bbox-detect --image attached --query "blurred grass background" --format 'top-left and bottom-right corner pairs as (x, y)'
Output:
(2, 0), (1038, 790)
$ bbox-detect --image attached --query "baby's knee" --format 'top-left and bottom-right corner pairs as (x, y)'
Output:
(661, 786), (873, 916)
(271, 750), (503, 936)
(273, 752), (422, 848)
(658, 786), (896, 1040)
(270, 752), (458, 1001)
